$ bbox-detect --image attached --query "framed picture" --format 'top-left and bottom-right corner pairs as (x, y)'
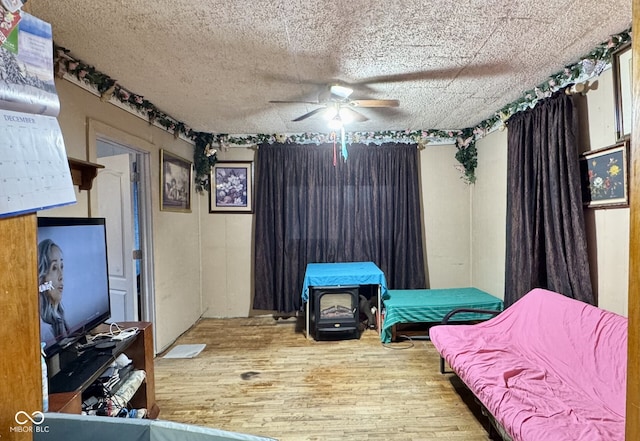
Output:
(160, 149), (192, 212)
(580, 140), (629, 209)
(612, 42), (632, 141)
(209, 161), (254, 213)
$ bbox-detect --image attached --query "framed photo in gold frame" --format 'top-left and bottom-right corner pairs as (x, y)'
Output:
(160, 149), (192, 213)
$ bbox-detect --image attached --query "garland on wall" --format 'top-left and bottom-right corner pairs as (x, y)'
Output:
(454, 128), (477, 184)
(53, 27), (630, 190)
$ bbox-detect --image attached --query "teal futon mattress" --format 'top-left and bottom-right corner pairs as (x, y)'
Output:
(381, 287), (503, 343)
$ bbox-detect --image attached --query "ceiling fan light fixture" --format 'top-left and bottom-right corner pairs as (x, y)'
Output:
(273, 82), (397, 124)
(338, 107), (355, 124)
(327, 115), (343, 130)
(323, 106), (339, 120)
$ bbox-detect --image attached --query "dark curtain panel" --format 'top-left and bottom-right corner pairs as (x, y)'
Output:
(505, 90), (593, 306)
(253, 142), (426, 313)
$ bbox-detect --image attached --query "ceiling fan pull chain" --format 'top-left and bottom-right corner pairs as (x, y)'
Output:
(331, 132), (337, 167)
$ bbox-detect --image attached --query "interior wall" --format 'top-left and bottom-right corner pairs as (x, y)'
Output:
(470, 68), (630, 316)
(471, 129), (508, 298)
(419, 144), (472, 288)
(48, 79), (204, 351)
(579, 69), (630, 316)
(200, 148), (257, 318)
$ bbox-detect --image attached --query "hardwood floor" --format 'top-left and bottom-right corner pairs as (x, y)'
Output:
(154, 317), (494, 441)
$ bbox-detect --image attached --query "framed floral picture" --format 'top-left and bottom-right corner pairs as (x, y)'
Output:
(580, 140), (629, 209)
(209, 161), (254, 213)
(160, 149), (192, 213)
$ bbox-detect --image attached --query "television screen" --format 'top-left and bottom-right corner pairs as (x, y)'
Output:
(37, 217), (111, 357)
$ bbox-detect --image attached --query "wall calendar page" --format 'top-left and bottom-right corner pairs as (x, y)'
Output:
(0, 108), (75, 217)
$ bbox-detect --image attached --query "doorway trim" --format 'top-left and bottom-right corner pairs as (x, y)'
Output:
(87, 118), (157, 352)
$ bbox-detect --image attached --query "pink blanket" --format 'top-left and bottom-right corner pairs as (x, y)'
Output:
(429, 288), (627, 441)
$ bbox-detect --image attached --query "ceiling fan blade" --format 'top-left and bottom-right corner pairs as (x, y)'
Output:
(350, 99), (400, 108)
(292, 107), (327, 122)
(353, 62), (510, 86)
(269, 100), (320, 104)
(340, 107), (369, 122)
(329, 84), (353, 99)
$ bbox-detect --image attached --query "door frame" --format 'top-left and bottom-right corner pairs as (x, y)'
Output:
(87, 119), (157, 352)
(626, 4), (639, 434)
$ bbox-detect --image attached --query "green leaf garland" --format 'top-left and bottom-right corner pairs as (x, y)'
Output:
(52, 27), (631, 189)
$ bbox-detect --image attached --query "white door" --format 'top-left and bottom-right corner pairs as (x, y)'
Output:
(97, 154), (138, 322)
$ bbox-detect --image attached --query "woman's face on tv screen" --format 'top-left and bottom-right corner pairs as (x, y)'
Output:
(44, 246), (64, 304)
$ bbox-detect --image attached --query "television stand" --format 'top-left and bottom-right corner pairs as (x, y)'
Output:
(48, 321), (159, 418)
(48, 335), (137, 394)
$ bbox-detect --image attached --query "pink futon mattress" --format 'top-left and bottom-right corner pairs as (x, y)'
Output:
(429, 288), (627, 441)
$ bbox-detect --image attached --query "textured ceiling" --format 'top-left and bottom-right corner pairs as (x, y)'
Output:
(28, 0), (631, 135)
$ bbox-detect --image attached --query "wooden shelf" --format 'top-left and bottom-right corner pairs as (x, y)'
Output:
(49, 321), (159, 419)
(68, 158), (104, 191)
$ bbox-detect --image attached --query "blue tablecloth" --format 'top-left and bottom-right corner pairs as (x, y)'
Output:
(301, 262), (388, 302)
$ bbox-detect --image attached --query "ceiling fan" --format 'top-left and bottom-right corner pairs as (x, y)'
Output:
(269, 84), (399, 127)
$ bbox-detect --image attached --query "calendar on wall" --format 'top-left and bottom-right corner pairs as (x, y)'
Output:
(0, 109), (75, 217)
(0, 11), (75, 218)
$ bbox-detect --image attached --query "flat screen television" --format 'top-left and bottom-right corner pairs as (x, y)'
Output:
(37, 217), (111, 357)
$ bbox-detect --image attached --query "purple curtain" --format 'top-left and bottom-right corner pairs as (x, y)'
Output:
(253, 142), (426, 312)
(505, 90), (593, 306)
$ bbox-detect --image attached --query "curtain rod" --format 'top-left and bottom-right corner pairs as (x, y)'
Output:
(564, 81), (592, 96)
(246, 142), (430, 151)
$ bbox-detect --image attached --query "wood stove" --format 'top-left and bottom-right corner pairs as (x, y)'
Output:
(309, 285), (360, 340)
